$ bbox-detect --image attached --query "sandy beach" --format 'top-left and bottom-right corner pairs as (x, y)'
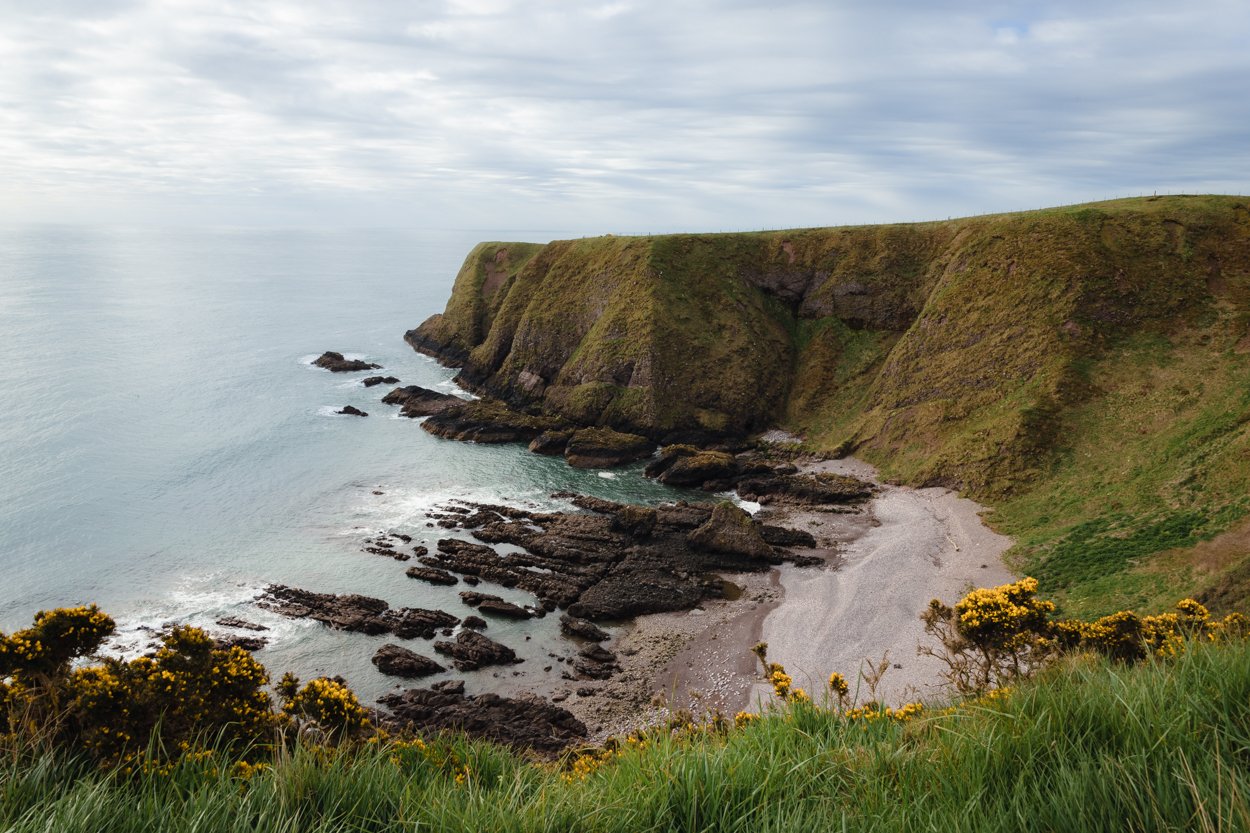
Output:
(559, 456), (1014, 737)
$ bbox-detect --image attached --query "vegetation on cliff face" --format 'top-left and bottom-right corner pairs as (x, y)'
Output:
(410, 195), (1250, 613)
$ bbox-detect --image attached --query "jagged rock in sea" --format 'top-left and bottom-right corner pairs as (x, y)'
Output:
(381, 385), (461, 417)
(432, 629), (520, 671)
(362, 375), (400, 387)
(337, 405), (368, 417)
(372, 644), (445, 678)
(313, 351), (382, 372)
(257, 585), (459, 639)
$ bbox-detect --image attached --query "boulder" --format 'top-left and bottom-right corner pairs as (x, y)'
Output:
(529, 429), (574, 455)
(657, 450), (738, 487)
(560, 614), (609, 642)
(362, 375), (400, 387)
(686, 502), (775, 561)
(372, 644), (445, 678)
(313, 351), (381, 372)
(337, 405), (368, 417)
(462, 615), (488, 630)
(563, 427), (654, 468)
(432, 630), (520, 671)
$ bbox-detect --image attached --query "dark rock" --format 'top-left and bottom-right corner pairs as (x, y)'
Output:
(459, 590), (500, 607)
(382, 385), (462, 417)
(314, 351), (382, 373)
(563, 427), (654, 469)
(214, 634), (268, 652)
(422, 399), (569, 444)
(258, 585), (459, 639)
(372, 644), (445, 678)
(362, 375), (400, 387)
(759, 525), (817, 548)
(477, 598), (534, 619)
(406, 566), (458, 585)
(215, 617), (268, 632)
(560, 614), (609, 642)
(432, 630), (520, 671)
(687, 502), (776, 561)
(658, 449), (739, 487)
(378, 685), (585, 754)
(337, 405), (369, 417)
(736, 472), (874, 505)
(529, 429), (574, 455)
(462, 615), (488, 630)
(579, 644), (616, 664)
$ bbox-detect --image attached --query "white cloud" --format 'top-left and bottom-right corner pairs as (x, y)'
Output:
(0, 0), (1245, 231)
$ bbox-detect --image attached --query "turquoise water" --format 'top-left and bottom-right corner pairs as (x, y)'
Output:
(0, 226), (687, 703)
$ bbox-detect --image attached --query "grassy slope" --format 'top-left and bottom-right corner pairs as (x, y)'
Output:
(423, 195), (1250, 614)
(6, 641), (1249, 832)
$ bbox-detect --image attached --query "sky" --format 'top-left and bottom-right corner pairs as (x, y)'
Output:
(1, 0), (1247, 233)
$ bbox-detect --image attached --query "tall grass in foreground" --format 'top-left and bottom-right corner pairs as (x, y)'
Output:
(4, 641), (1250, 832)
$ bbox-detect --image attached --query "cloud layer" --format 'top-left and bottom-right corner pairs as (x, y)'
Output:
(1, 0), (1247, 231)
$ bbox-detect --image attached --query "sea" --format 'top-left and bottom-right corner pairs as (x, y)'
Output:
(0, 225), (693, 704)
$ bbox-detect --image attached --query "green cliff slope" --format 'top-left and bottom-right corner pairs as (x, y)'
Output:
(411, 195), (1250, 613)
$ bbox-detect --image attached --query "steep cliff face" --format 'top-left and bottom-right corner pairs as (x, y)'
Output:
(411, 196), (1250, 499)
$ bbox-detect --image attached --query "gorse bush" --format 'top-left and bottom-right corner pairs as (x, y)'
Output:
(920, 576), (1250, 695)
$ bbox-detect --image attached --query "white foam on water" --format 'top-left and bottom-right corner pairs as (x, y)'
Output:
(107, 577), (315, 659)
(730, 493), (762, 515)
(317, 405), (349, 417)
(342, 483), (572, 535)
(597, 471), (618, 480)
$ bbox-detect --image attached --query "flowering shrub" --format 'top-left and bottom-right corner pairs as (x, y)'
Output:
(280, 676), (370, 739)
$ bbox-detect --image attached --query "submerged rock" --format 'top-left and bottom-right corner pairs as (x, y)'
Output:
(314, 351), (382, 373)
(372, 644), (445, 678)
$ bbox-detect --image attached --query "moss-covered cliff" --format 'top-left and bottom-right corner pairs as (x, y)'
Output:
(410, 196), (1250, 614)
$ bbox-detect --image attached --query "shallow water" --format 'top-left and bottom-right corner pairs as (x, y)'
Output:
(0, 225), (691, 703)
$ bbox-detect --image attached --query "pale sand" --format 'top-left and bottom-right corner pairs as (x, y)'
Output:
(559, 456), (1014, 738)
(753, 458), (1015, 707)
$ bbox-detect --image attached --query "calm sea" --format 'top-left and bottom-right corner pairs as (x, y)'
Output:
(0, 225), (684, 703)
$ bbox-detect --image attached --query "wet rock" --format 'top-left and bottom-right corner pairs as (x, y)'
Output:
(372, 644), (445, 678)
(687, 502), (776, 561)
(314, 351), (381, 372)
(658, 449), (739, 487)
(422, 399), (569, 444)
(406, 566), (458, 585)
(214, 634), (268, 652)
(382, 385), (462, 417)
(215, 617), (268, 632)
(560, 614), (608, 642)
(337, 405), (368, 417)
(258, 585), (459, 639)
(477, 598), (534, 619)
(563, 427), (655, 469)
(462, 615), (488, 630)
(432, 630), (520, 671)
(529, 429), (574, 455)
(362, 375), (400, 387)
(579, 644), (616, 664)
(758, 525), (817, 548)
(378, 685), (585, 754)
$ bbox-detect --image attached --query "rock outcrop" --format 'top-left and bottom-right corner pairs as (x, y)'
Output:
(257, 585), (459, 639)
(337, 405), (368, 417)
(382, 385), (461, 417)
(372, 644), (445, 678)
(432, 630), (520, 671)
(378, 679), (586, 754)
(314, 351), (381, 373)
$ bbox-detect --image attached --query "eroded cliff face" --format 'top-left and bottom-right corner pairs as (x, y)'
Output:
(408, 196), (1250, 497)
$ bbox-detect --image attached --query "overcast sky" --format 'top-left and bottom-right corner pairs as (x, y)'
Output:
(1, 0), (1247, 233)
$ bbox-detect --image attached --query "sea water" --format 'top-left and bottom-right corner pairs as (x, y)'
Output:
(0, 225), (688, 703)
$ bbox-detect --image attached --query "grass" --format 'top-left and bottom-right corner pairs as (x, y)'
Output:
(4, 640), (1250, 831)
